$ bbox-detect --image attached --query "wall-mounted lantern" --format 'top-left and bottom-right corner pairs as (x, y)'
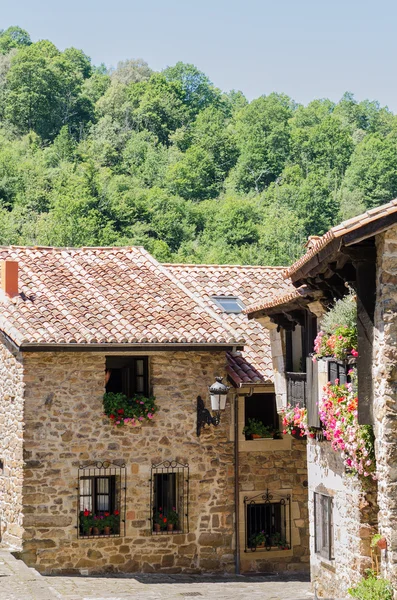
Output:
(197, 376), (230, 436)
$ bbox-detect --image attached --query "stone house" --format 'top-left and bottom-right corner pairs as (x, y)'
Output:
(246, 199), (397, 598)
(0, 246), (309, 576)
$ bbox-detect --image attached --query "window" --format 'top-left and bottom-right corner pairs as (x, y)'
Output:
(244, 490), (291, 552)
(150, 460), (189, 534)
(244, 393), (278, 439)
(211, 296), (244, 314)
(314, 492), (334, 560)
(105, 356), (149, 397)
(77, 461), (126, 538)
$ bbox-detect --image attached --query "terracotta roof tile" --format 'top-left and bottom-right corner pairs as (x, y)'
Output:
(0, 247), (243, 347)
(165, 264), (291, 386)
(285, 199), (397, 279)
(244, 285), (301, 315)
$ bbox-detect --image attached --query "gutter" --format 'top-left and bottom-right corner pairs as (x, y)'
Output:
(18, 343), (245, 353)
(234, 390), (240, 575)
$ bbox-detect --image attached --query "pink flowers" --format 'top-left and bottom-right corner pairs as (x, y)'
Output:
(319, 368), (376, 479)
(312, 325), (357, 361)
(280, 404), (312, 438)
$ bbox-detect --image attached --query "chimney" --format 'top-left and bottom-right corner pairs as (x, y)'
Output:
(1, 261), (19, 298)
(304, 235), (322, 251)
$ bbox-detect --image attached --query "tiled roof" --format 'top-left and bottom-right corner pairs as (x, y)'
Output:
(285, 199), (397, 279)
(245, 286), (301, 316)
(0, 247), (244, 347)
(165, 264), (292, 386)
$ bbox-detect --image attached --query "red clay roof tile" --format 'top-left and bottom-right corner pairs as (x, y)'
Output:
(0, 247), (244, 347)
(165, 264), (291, 386)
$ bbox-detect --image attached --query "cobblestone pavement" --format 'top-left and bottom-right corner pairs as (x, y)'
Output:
(0, 550), (314, 600)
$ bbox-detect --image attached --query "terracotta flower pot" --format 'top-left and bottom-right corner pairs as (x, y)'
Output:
(93, 527), (100, 535)
(103, 526), (111, 535)
(377, 537), (387, 550)
(153, 523), (161, 533)
(167, 523), (174, 532)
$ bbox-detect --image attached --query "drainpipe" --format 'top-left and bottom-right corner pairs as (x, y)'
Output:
(234, 391), (240, 574)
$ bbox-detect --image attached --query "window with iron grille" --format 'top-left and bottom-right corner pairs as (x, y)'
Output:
(77, 461), (126, 538)
(150, 460), (189, 534)
(314, 492), (334, 560)
(105, 356), (149, 397)
(244, 490), (291, 552)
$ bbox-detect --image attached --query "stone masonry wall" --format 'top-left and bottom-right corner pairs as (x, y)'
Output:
(308, 439), (378, 599)
(0, 333), (25, 549)
(20, 350), (235, 575)
(373, 225), (397, 596)
(238, 437), (309, 574)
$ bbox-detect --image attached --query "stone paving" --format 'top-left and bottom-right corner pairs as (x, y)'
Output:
(0, 550), (315, 600)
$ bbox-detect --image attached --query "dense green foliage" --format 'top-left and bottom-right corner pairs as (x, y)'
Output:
(0, 28), (396, 265)
(348, 572), (393, 600)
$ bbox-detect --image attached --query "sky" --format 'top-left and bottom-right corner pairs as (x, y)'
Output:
(2, 0), (397, 111)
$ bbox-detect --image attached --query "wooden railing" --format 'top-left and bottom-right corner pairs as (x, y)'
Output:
(286, 372), (307, 407)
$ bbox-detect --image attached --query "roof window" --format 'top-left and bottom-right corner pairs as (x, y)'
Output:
(211, 296), (244, 314)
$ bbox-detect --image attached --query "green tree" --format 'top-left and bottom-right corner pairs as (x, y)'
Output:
(163, 62), (220, 117)
(0, 26), (31, 55)
(229, 93), (294, 193)
(4, 40), (93, 140)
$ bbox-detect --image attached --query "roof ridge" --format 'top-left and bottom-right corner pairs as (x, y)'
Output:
(0, 245), (147, 252)
(164, 263), (287, 269)
(285, 198), (397, 279)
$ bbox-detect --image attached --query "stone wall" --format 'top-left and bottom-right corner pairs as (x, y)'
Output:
(373, 224), (397, 596)
(0, 333), (25, 549)
(238, 436), (309, 574)
(20, 350), (236, 575)
(307, 439), (378, 598)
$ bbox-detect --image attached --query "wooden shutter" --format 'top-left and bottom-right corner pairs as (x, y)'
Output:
(328, 360), (348, 385)
(307, 357), (320, 428)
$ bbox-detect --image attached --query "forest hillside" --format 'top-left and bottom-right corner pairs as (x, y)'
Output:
(0, 26), (396, 265)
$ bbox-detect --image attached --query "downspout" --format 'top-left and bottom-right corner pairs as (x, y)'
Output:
(234, 391), (240, 574)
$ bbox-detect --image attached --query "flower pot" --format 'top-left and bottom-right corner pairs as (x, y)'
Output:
(103, 526), (111, 535)
(83, 527), (92, 536)
(251, 433), (262, 439)
(153, 523), (161, 533)
(377, 537), (387, 550)
(167, 523), (174, 532)
(93, 527), (100, 536)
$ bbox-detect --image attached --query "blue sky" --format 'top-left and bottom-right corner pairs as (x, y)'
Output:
(2, 0), (397, 111)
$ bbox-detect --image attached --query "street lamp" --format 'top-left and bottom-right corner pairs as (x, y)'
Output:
(197, 376), (230, 436)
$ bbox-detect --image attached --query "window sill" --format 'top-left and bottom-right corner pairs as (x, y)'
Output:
(152, 530), (183, 536)
(242, 548), (293, 560)
(79, 534), (121, 539)
(239, 437), (291, 452)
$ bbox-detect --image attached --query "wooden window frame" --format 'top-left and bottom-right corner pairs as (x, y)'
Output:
(105, 356), (149, 397)
(314, 492), (334, 560)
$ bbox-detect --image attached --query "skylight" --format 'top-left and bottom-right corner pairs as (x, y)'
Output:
(211, 296), (244, 314)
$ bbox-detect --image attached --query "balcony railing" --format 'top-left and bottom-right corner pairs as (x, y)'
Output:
(286, 372), (307, 407)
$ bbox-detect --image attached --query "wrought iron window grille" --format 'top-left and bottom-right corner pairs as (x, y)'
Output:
(77, 461), (126, 539)
(244, 489), (291, 552)
(150, 460), (189, 535)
